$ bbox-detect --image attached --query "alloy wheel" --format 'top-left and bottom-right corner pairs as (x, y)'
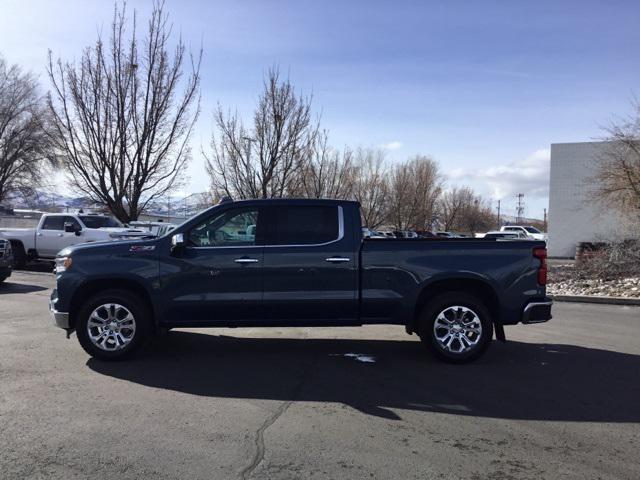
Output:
(87, 303), (137, 352)
(433, 305), (483, 354)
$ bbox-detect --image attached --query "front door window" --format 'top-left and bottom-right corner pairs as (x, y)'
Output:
(188, 208), (260, 247)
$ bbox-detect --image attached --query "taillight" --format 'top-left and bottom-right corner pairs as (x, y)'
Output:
(533, 247), (547, 285)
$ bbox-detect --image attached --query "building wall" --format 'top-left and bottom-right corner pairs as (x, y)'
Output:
(548, 141), (631, 257)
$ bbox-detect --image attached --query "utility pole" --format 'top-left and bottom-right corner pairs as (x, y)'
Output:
(496, 199), (501, 229)
(543, 208), (547, 232)
(515, 193), (525, 223)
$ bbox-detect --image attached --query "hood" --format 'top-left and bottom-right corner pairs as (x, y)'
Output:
(0, 227), (31, 233)
(98, 227), (150, 237)
(57, 237), (160, 258)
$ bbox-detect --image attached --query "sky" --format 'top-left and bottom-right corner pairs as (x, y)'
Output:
(1, 0), (639, 219)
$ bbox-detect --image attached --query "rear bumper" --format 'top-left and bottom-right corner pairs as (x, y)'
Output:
(522, 298), (553, 324)
(49, 289), (70, 329)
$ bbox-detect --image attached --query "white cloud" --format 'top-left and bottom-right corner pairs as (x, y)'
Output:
(380, 141), (403, 151)
(445, 148), (550, 201)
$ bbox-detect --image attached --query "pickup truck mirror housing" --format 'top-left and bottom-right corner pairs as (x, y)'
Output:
(64, 222), (82, 236)
(171, 233), (185, 255)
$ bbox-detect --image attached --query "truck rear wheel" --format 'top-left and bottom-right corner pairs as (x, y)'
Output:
(76, 289), (150, 360)
(417, 292), (493, 363)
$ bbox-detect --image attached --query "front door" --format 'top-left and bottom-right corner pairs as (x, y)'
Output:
(261, 204), (358, 324)
(37, 216), (82, 257)
(160, 206), (264, 325)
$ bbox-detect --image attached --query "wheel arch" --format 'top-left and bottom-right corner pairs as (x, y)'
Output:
(8, 239), (27, 267)
(410, 277), (500, 333)
(8, 239), (24, 250)
(68, 278), (156, 330)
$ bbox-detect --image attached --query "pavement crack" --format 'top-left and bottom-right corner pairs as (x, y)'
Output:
(239, 398), (294, 480)
(240, 338), (317, 480)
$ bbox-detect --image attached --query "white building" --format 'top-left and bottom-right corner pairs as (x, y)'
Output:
(548, 141), (634, 257)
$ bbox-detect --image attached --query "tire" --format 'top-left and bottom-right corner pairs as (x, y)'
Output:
(11, 242), (26, 269)
(417, 292), (494, 364)
(76, 289), (151, 360)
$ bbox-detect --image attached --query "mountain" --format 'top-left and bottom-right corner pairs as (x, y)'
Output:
(2, 189), (217, 215)
(3, 189), (90, 211)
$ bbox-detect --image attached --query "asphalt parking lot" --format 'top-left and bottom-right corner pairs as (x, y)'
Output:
(1, 270), (639, 480)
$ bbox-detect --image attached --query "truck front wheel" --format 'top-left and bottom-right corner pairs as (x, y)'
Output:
(11, 241), (26, 269)
(418, 292), (493, 363)
(76, 290), (151, 360)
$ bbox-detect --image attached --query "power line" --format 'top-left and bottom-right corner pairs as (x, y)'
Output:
(515, 193), (525, 223)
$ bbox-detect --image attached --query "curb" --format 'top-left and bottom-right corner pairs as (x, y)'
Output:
(550, 294), (640, 306)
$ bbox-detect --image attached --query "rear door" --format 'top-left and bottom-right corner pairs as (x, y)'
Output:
(37, 216), (82, 257)
(261, 203), (358, 324)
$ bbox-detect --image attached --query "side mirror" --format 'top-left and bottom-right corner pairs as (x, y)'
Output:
(171, 233), (185, 255)
(64, 222), (82, 236)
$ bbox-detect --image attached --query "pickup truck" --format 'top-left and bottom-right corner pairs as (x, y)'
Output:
(0, 213), (149, 267)
(49, 198), (552, 363)
(500, 225), (547, 241)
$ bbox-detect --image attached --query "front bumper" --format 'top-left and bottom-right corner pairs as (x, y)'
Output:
(0, 264), (11, 279)
(522, 298), (553, 324)
(49, 289), (70, 329)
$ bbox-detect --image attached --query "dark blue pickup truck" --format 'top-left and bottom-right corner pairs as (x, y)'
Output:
(49, 198), (551, 363)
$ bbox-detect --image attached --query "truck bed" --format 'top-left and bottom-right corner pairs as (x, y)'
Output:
(360, 237), (546, 327)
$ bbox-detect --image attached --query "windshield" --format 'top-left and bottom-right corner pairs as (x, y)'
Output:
(79, 216), (124, 229)
(524, 226), (541, 234)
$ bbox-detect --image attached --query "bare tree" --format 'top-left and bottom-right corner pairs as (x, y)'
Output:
(438, 185), (494, 234)
(387, 155), (442, 231)
(206, 67), (318, 199)
(352, 148), (389, 229)
(439, 186), (474, 231)
(591, 102), (640, 218)
(46, 2), (201, 222)
(290, 131), (356, 199)
(460, 197), (494, 235)
(0, 55), (51, 203)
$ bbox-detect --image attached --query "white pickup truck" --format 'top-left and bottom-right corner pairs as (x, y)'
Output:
(0, 213), (150, 267)
(500, 225), (547, 241)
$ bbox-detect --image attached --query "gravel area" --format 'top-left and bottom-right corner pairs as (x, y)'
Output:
(548, 263), (640, 298)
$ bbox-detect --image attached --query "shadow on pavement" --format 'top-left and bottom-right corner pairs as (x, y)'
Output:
(0, 281), (49, 294)
(14, 262), (54, 273)
(88, 333), (640, 422)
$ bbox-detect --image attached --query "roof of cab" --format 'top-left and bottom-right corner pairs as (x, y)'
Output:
(217, 198), (360, 207)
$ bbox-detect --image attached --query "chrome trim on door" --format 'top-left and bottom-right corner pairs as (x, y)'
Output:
(188, 205), (345, 250)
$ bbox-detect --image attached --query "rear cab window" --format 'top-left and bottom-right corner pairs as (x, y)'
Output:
(267, 205), (340, 246)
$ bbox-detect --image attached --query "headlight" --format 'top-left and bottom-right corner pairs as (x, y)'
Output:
(55, 256), (72, 273)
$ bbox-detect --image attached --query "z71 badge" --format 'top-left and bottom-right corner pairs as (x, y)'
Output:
(129, 245), (156, 252)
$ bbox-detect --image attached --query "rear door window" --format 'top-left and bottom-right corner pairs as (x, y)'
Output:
(268, 205), (340, 245)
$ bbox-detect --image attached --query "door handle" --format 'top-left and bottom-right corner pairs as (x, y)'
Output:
(57, 233), (63, 237)
(325, 257), (350, 263)
(234, 257), (259, 264)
